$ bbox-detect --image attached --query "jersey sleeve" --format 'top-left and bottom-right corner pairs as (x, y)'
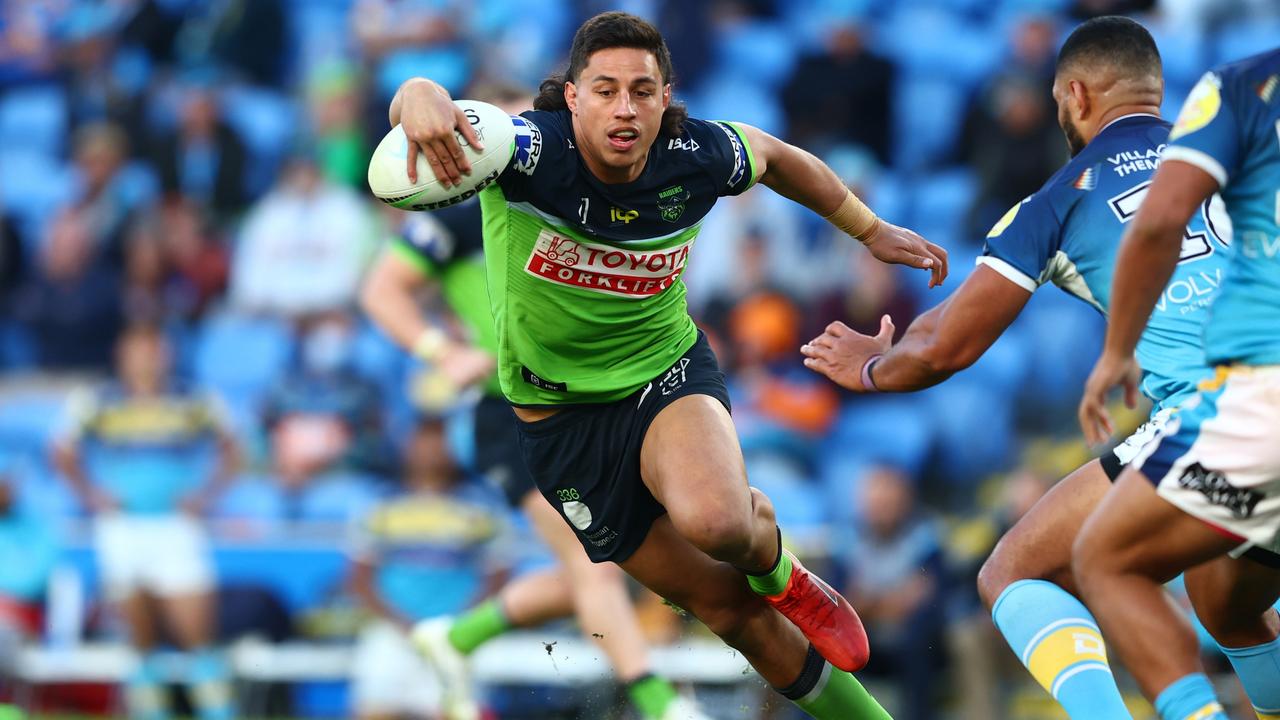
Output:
(1163, 70), (1240, 187)
(685, 118), (760, 197)
(391, 212), (457, 277)
(977, 192), (1064, 293)
(495, 110), (572, 201)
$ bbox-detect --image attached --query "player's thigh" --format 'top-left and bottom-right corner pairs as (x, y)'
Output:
(1073, 469), (1239, 585)
(979, 459), (1111, 606)
(156, 590), (216, 649)
(521, 489), (624, 584)
(639, 394), (752, 527)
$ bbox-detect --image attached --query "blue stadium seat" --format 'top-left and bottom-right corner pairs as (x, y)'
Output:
(920, 378), (1015, 488)
(890, 75), (970, 170)
(219, 85), (300, 198)
(1148, 25), (1207, 92)
(0, 84), (68, 158)
(211, 475), (288, 526)
(193, 312), (295, 417)
(688, 72), (786, 137)
(296, 473), (385, 524)
(715, 20), (798, 90)
(1010, 290), (1106, 421)
(0, 149), (77, 254)
(823, 397), (935, 481)
(877, 7), (1002, 84)
(747, 453), (827, 534)
(1213, 19), (1280, 66)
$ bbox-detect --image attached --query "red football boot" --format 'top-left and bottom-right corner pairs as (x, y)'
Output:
(762, 551), (870, 672)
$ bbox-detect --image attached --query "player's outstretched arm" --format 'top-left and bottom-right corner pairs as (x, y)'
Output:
(1078, 160), (1219, 444)
(801, 265), (1030, 392)
(360, 250), (495, 388)
(735, 124), (949, 287)
(390, 77), (484, 187)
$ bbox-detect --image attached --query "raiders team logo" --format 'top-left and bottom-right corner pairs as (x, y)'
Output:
(657, 184), (690, 223)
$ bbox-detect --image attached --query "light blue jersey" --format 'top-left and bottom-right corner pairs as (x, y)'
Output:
(1163, 49), (1280, 367)
(981, 114), (1231, 410)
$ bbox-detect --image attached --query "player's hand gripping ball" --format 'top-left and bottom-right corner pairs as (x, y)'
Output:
(368, 99), (515, 211)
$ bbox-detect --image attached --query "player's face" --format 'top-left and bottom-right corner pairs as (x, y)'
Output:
(566, 47), (671, 183)
(118, 333), (170, 390)
(1052, 76), (1087, 157)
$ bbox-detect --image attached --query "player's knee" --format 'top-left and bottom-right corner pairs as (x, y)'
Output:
(1070, 531), (1109, 597)
(677, 510), (755, 562)
(976, 553), (1015, 612)
(1188, 582), (1279, 648)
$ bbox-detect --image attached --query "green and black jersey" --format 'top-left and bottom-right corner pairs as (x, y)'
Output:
(479, 109), (759, 406)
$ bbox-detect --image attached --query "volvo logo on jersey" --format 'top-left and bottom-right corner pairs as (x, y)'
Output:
(525, 229), (692, 298)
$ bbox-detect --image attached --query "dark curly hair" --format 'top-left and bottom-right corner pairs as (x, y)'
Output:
(533, 11), (687, 137)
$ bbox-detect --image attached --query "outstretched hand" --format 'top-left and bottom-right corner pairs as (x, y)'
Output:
(863, 222), (949, 288)
(801, 315), (896, 391)
(398, 80), (484, 187)
(1078, 351), (1142, 446)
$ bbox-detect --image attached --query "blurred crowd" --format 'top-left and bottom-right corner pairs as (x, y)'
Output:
(1, 0), (1278, 717)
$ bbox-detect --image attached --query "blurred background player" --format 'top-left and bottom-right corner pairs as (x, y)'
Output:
(347, 417), (508, 720)
(53, 324), (238, 720)
(798, 16), (1256, 720)
(1076, 45), (1280, 720)
(362, 81), (711, 720)
(390, 10), (947, 719)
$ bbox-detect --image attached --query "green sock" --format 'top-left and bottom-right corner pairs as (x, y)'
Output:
(746, 547), (793, 596)
(795, 666), (891, 720)
(446, 599), (511, 655)
(626, 674), (679, 719)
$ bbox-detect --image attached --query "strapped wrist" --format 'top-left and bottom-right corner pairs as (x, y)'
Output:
(824, 189), (881, 242)
(412, 327), (449, 361)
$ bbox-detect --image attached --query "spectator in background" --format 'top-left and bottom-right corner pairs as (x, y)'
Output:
(204, 0), (289, 89)
(782, 23), (894, 164)
(307, 63), (368, 190)
(810, 241), (917, 344)
(53, 325), (239, 720)
(725, 290), (840, 465)
(263, 313), (392, 494)
(961, 17), (1065, 239)
(12, 210), (122, 372)
(348, 417), (508, 720)
(154, 83), (248, 220)
(0, 472), (60, 656)
(353, 0), (471, 100)
(71, 122), (144, 263)
(0, 214), (24, 312)
(230, 151), (376, 319)
(844, 466), (946, 720)
(122, 200), (229, 327)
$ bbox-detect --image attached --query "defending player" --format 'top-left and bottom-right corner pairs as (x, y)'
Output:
(392, 11), (948, 718)
(1075, 47), (1280, 720)
(799, 18), (1252, 720)
(363, 88), (709, 720)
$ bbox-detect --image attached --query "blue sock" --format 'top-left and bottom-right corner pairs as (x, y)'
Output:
(127, 652), (170, 720)
(1154, 673), (1227, 720)
(1219, 634), (1280, 719)
(188, 647), (235, 720)
(991, 579), (1131, 720)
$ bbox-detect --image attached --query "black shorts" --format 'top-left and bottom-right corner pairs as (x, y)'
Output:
(514, 331), (731, 563)
(473, 394), (538, 507)
(1101, 446), (1280, 569)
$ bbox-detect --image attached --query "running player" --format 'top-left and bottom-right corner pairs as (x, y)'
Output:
(391, 11), (948, 719)
(362, 85), (710, 720)
(799, 18), (1252, 720)
(1075, 47), (1280, 720)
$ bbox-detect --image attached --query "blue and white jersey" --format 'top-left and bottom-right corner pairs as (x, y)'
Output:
(1164, 49), (1280, 367)
(980, 114), (1231, 410)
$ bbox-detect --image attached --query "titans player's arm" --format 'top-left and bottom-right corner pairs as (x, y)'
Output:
(736, 124), (949, 287)
(802, 265), (1030, 392)
(1079, 160), (1219, 443)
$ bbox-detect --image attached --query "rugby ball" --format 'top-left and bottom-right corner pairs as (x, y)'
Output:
(368, 99), (516, 211)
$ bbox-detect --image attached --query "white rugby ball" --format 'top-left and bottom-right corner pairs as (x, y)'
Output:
(368, 99), (516, 211)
